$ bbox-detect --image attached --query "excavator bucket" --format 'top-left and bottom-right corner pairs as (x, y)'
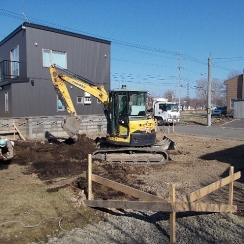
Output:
(61, 116), (82, 141)
(153, 136), (176, 150)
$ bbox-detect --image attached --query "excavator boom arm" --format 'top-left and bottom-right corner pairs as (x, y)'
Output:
(50, 65), (109, 112)
(50, 66), (77, 116)
(50, 64), (109, 141)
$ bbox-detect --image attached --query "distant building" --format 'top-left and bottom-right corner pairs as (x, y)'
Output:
(224, 73), (244, 116)
(0, 22), (111, 117)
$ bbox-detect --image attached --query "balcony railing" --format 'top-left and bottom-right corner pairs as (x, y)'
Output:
(0, 60), (19, 82)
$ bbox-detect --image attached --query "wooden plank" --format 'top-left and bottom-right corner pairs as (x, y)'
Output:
(179, 171), (241, 203)
(84, 200), (173, 212)
(169, 184), (176, 243)
(12, 123), (26, 141)
(228, 167), (234, 207)
(91, 174), (167, 202)
(176, 202), (237, 213)
(0, 130), (16, 134)
(87, 154), (92, 200)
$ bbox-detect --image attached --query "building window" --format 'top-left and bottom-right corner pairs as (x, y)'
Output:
(5, 92), (8, 113)
(0, 62), (2, 82)
(230, 99), (235, 109)
(77, 96), (84, 104)
(84, 92), (91, 104)
(84, 97), (92, 104)
(57, 95), (65, 111)
(97, 99), (101, 104)
(10, 46), (19, 78)
(43, 49), (67, 68)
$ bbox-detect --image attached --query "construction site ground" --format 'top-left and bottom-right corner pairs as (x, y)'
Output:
(0, 115), (243, 243)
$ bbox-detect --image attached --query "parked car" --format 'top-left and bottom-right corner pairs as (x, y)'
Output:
(212, 106), (227, 116)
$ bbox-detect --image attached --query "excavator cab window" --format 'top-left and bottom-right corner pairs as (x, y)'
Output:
(118, 94), (129, 126)
(107, 92), (129, 136)
(128, 92), (147, 117)
(119, 95), (128, 117)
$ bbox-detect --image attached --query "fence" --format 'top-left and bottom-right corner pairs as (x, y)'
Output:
(0, 115), (107, 140)
(84, 154), (241, 243)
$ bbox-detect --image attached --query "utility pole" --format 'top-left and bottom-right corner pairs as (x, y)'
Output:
(187, 81), (189, 99)
(178, 53), (181, 111)
(207, 57), (212, 126)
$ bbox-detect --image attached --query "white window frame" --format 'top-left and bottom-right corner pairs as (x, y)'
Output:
(43, 49), (67, 68)
(5, 92), (9, 113)
(84, 97), (92, 105)
(84, 92), (91, 104)
(0, 60), (2, 82)
(77, 96), (84, 104)
(10, 45), (19, 77)
(57, 95), (65, 111)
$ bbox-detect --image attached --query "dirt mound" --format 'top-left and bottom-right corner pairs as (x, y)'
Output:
(8, 134), (97, 182)
(12, 134), (96, 165)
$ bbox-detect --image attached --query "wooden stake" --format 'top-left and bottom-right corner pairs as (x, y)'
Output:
(12, 123), (26, 141)
(170, 184), (176, 243)
(228, 166), (234, 208)
(87, 154), (92, 200)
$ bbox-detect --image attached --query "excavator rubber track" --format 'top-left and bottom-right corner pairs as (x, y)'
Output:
(92, 147), (168, 165)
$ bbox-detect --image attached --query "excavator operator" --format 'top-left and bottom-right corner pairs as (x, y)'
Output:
(119, 95), (128, 117)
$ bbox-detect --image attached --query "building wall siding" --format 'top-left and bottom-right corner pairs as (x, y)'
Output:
(25, 26), (110, 116)
(0, 29), (27, 79)
(225, 75), (244, 113)
(0, 24), (110, 117)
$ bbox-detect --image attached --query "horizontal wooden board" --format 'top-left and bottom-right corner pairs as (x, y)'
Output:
(0, 130), (16, 134)
(84, 200), (173, 212)
(92, 174), (167, 202)
(176, 202), (237, 212)
(179, 171), (241, 203)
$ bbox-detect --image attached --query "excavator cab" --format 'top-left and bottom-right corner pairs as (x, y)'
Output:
(105, 87), (157, 147)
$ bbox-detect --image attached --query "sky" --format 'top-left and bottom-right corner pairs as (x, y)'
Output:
(0, 0), (244, 98)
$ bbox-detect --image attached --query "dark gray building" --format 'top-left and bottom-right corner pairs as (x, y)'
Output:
(0, 22), (111, 117)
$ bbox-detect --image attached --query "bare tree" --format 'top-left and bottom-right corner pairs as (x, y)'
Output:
(163, 90), (176, 102)
(195, 78), (226, 106)
(227, 70), (242, 79)
(211, 80), (226, 105)
(190, 98), (204, 109)
(195, 79), (208, 107)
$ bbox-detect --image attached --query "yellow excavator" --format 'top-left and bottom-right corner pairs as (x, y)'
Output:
(50, 64), (174, 164)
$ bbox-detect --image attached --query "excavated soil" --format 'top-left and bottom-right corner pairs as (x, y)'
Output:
(11, 134), (96, 181)
(6, 132), (244, 215)
(0, 126), (243, 243)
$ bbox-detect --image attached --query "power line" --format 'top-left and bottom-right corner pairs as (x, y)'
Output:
(0, 9), (240, 75)
(112, 58), (176, 68)
(0, 9), (212, 66)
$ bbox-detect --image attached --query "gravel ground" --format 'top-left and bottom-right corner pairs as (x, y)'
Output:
(27, 129), (244, 244)
(36, 210), (244, 244)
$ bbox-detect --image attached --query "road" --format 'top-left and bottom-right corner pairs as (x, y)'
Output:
(161, 119), (244, 141)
